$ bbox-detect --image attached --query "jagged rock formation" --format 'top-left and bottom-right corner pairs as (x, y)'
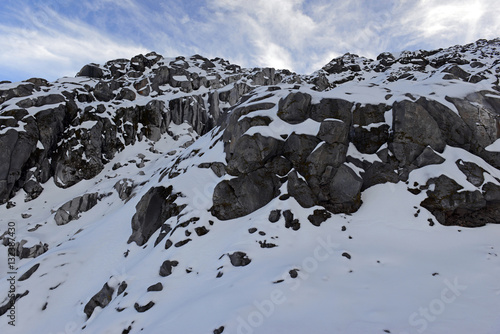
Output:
(1, 38), (500, 334)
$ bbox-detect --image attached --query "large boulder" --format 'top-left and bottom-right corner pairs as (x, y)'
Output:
(390, 100), (446, 166)
(211, 169), (281, 220)
(54, 193), (99, 225)
(128, 186), (184, 246)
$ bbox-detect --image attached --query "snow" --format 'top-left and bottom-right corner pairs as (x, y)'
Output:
(1, 39), (500, 334)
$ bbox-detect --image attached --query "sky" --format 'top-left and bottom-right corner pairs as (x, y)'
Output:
(0, 0), (499, 83)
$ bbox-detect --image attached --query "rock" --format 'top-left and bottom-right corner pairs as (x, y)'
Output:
(283, 210), (300, 230)
(360, 161), (399, 190)
(268, 210), (281, 222)
(128, 186), (184, 246)
(228, 251), (251, 267)
(264, 156), (292, 176)
(18, 263), (40, 281)
(23, 180), (44, 202)
(11, 240), (48, 259)
(306, 143), (348, 177)
(420, 175), (490, 226)
(159, 260), (179, 277)
(226, 134), (282, 174)
(391, 100), (446, 166)
(147, 282), (163, 292)
(414, 146), (445, 168)
(317, 119), (349, 145)
(282, 133), (321, 175)
(77, 64), (104, 78)
(93, 81), (114, 102)
(116, 88), (136, 101)
(443, 65), (470, 81)
(456, 160), (485, 187)
(327, 164), (363, 213)
(287, 171), (316, 208)
(211, 169), (281, 220)
(84, 283), (114, 318)
(54, 193), (99, 225)
(307, 209), (332, 227)
(114, 179), (135, 201)
(277, 92), (311, 124)
(309, 98), (353, 123)
(134, 301), (155, 313)
(416, 97), (474, 151)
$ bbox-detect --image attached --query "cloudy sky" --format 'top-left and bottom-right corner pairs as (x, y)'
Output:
(0, 0), (499, 82)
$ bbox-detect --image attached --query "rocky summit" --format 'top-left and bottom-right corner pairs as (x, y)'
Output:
(1, 39), (500, 333)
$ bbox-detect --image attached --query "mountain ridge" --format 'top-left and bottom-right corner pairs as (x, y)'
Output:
(1, 38), (500, 334)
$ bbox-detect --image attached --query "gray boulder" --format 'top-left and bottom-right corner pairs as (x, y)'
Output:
(391, 100), (446, 166)
(77, 64), (104, 78)
(287, 170), (316, 208)
(128, 186), (184, 246)
(54, 193), (99, 225)
(211, 169), (281, 220)
(84, 283), (114, 318)
(327, 164), (363, 213)
(277, 92), (311, 124)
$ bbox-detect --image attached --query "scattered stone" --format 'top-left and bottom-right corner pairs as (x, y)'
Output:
(268, 210), (281, 222)
(159, 260), (179, 277)
(147, 282), (163, 292)
(134, 301), (155, 313)
(84, 283), (114, 318)
(307, 209), (332, 227)
(228, 252), (251, 267)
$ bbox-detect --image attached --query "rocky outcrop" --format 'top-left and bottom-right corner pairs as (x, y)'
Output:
(84, 283), (114, 318)
(54, 193), (99, 225)
(128, 186), (184, 246)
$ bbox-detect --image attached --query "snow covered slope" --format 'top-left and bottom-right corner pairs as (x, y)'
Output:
(1, 38), (500, 334)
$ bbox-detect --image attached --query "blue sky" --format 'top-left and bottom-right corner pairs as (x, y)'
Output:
(0, 0), (498, 82)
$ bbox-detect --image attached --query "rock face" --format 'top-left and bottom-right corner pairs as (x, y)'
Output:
(84, 283), (114, 318)
(128, 186), (184, 246)
(2, 38), (500, 230)
(54, 193), (100, 225)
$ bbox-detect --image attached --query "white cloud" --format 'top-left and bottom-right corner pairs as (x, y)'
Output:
(0, 0), (498, 82)
(0, 6), (148, 81)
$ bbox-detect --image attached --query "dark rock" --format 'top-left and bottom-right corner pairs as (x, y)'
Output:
(287, 170), (316, 208)
(117, 282), (127, 295)
(420, 175), (492, 226)
(248, 227), (257, 233)
(54, 193), (99, 225)
(134, 301), (155, 313)
(342, 252), (351, 259)
(318, 119), (349, 145)
(416, 98), (473, 151)
(264, 156), (292, 176)
(0, 290), (29, 317)
(391, 100), (446, 166)
(159, 260), (179, 277)
(307, 209), (332, 227)
(84, 283), (114, 318)
(214, 326), (225, 334)
(456, 160), (485, 187)
(327, 164), (363, 213)
(277, 92), (311, 124)
(147, 282), (163, 292)
(226, 134), (282, 174)
(306, 143), (348, 177)
(443, 65), (470, 81)
(414, 146), (445, 168)
(268, 210), (281, 222)
(114, 179), (135, 201)
(310, 98), (353, 123)
(282, 133), (321, 175)
(195, 226), (209, 236)
(18, 263), (40, 281)
(23, 180), (44, 202)
(289, 269), (299, 278)
(360, 161), (399, 190)
(228, 251), (251, 267)
(128, 186), (184, 246)
(77, 64), (104, 78)
(93, 81), (114, 102)
(211, 169), (281, 220)
(116, 88), (136, 101)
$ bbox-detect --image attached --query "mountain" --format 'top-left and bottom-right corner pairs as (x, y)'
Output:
(1, 38), (500, 334)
